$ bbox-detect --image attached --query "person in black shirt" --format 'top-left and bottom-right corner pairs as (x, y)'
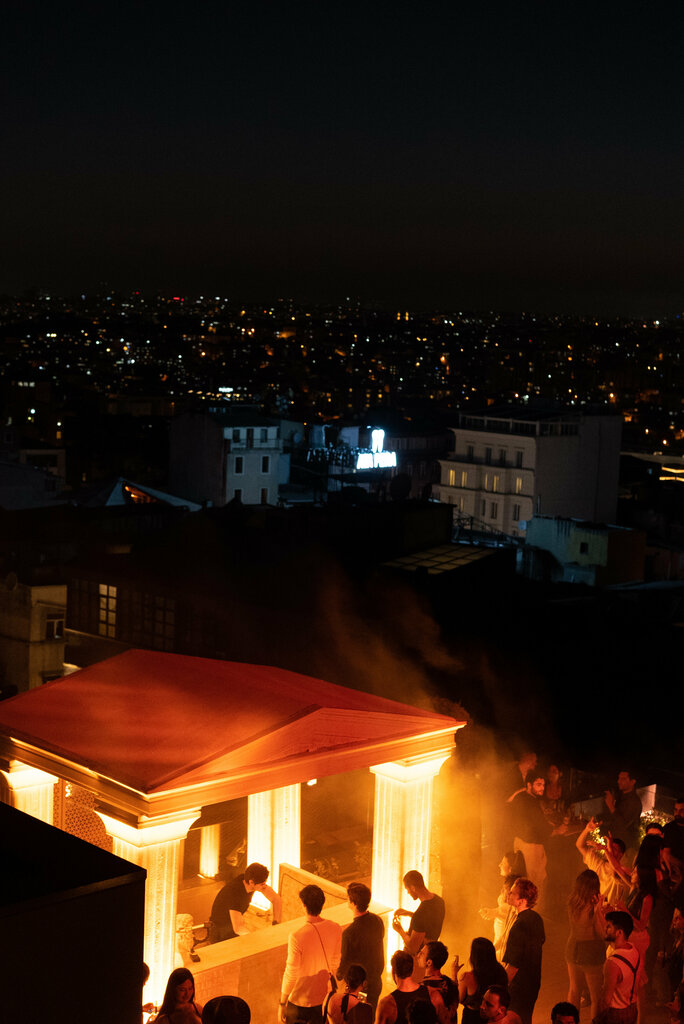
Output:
(503, 878), (545, 1024)
(511, 770), (566, 904)
(209, 862), (281, 942)
(338, 882), (385, 1009)
(423, 941), (459, 1024)
(377, 951), (430, 1024)
(663, 797), (684, 890)
(603, 769), (643, 859)
(392, 871), (446, 956)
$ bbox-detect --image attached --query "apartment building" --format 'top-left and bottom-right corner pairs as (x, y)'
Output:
(169, 409), (284, 507)
(436, 409), (622, 538)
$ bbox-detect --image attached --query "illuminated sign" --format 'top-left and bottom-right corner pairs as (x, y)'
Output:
(356, 428), (397, 469)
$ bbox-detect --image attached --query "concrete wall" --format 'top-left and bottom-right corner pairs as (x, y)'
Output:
(169, 414), (225, 506)
(535, 416), (621, 522)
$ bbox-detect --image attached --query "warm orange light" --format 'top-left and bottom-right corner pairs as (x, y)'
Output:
(199, 824), (220, 878)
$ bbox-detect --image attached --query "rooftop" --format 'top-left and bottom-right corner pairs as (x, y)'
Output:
(0, 650), (463, 818)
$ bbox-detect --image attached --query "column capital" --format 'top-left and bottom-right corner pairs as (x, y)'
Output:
(370, 748), (451, 783)
(3, 759), (59, 790)
(97, 808), (201, 847)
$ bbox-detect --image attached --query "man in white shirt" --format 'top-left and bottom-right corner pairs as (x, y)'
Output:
(279, 884), (342, 1024)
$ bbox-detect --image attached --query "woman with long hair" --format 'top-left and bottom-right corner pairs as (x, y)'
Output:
(565, 869), (606, 1021)
(153, 967), (203, 1024)
(479, 851), (526, 956)
(458, 937), (507, 1024)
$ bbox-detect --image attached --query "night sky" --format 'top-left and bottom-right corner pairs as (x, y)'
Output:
(3, 3), (684, 313)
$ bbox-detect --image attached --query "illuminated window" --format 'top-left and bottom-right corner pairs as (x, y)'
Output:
(448, 468), (456, 486)
(492, 475), (500, 492)
(235, 456), (243, 474)
(515, 476), (523, 494)
(98, 584), (117, 638)
(460, 470), (468, 488)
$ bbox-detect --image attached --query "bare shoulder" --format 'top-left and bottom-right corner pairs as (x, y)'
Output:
(376, 993), (398, 1024)
(504, 1011), (522, 1024)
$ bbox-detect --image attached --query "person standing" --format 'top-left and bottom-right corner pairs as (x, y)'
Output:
(338, 882), (385, 1009)
(597, 911), (641, 1024)
(510, 771), (558, 902)
(663, 797), (684, 891)
(603, 770), (643, 861)
(279, 885), (342, 1024)
(564, 870), (606, 1021)
(375, 951), (430, 1024)
(423, 941), (459, 1024)
(392, 871), (446, 954)
(576, 818), (630, 908)
(502, 878), (545, 1024)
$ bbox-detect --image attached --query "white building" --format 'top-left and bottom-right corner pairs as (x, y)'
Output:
(169, 410), (285, 507)
(436, 410), (622, 539)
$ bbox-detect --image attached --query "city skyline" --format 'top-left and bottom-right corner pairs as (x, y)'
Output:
(4, 5), (684, 314)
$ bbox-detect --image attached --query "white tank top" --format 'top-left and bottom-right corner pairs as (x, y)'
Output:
(608, 944), (640, 1009)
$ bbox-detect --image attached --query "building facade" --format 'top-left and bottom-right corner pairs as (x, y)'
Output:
(0, 579), (66, 693)
(520, 514), (646, 585)
(169, 409), (283, 507)
(436, 410), (622, 539)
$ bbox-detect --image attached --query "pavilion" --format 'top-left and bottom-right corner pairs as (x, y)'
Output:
(0, 649), (465, 1002)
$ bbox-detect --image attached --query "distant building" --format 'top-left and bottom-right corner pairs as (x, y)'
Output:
(436, 409), (622, 539)
(0, 578), (66, 693)
(519, 514), (646, 585)
(169, 409), (291, 507)
(386, 428), (448, 499)
(0, 457), (64, 509)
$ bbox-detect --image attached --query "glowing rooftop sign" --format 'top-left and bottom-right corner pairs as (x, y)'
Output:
(356, 428), (397, 469)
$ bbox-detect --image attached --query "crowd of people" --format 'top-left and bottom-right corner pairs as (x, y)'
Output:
(147, 764), (684, 1024)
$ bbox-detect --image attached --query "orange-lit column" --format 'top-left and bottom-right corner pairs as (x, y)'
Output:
(370, 752), (451, 961)
(3, 760), (58, 824)
(98, 809), (200, 1007)
(248, 783), (301, 888)
(199, 824), (221, 878)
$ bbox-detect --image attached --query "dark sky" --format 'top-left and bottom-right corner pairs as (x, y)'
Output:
(3, 3), (684, 313)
